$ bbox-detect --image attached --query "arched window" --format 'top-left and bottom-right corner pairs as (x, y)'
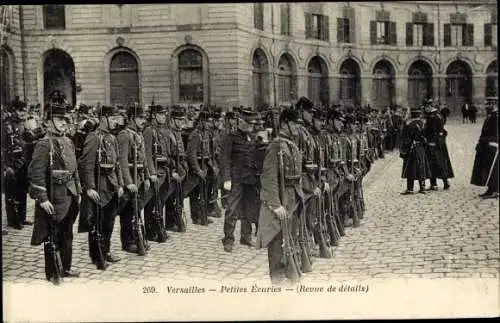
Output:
(178, 49), (204, 103)
(372, 60), (395, 108)
(407, 60), (433, 109)
(307, 56), (329, 107)
(109, 51), (139, 107)
(0, 48), (13, 107)
(339, 59), (361, 107)
(252, 49), (269, 109)
(486, 61), (498, 98)
(445, 60), (473, 112)
(277, 54), (297, 104)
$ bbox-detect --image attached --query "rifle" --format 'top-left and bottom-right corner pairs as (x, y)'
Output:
(348, 135), (360, 227)
(175, 144), (187, 232)
(276, 128), (301, 283)
(152, 130), (168, 243)
(314, 137), (331, 259)
(199, 133), (209, 226)
(88, 133), (109, 270)
(132, 136), (148, 256)
(43, 134), (64, 285)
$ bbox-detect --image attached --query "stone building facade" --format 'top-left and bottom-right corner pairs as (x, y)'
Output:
(0, 2), (497, 115)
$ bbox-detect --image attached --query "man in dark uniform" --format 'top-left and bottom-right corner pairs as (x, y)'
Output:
(471, 102), (499, 198)
(27, 102), (82, 283)
(72, 104), (99, 160)
(256, 105), (304, 284)
(78, 105), (124, 267)
(184, 110), (213, 226)
(164, 105), (189, 232)
(117, 105), (151, 253)
(3, 98), (32, 229)
(399, 107), (431, 194)
(220, 107), (258, 252)
(207, 107), (224, 218)
(424, 104), (454, 191)
(143, 104), (171, 242)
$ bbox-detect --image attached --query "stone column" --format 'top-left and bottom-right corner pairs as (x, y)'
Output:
(360, 74), (372, 106)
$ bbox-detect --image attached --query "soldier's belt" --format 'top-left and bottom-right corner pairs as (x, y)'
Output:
(284, 175), (301, 187)
(51, 170), (74, 185)
(128, 163), (144, 169)
(428, 142), (436, 147)
(197, 156), (210, 160)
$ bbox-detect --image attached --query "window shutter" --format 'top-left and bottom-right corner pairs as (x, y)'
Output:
(467, 24), (474, 46)
(370, 20), (377, 44)
(337, 18), (345, 42)
(305, 12), (312, 38)
(406, 22), (413, 46)
(322, 15), (330, 41)
(349, 17), (356, 43)
(426, 23), (435, 46)
(485, 23), (492, 46)
(390, 21), (397, 45)
(444, 24), (451, 47)
(281, 4), (290, 35)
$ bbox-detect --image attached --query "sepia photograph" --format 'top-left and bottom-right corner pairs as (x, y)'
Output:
(2, 2), (499, 321)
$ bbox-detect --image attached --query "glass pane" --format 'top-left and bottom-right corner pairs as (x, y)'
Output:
(110, 52), (138, 71)
(179, 49), (202, 67)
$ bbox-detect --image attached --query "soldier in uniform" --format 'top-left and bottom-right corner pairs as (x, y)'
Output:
(3, 98), (32, 229)
(399, 107), (431, 194)
(184, 110), (213, 225)
(78, 105), (124, 267)
(424, 104), (454, 191)
(256, 105), (304, 284)
(220, 107), (258, 252)
(164, 105), (189, 232)
(143, 104), (171, 242)
(28, 102), (82, 282)
(72, 104), (99, 160)
(207, 107), (224, 218)
(471, 101), (499, 198)
(117, 105), (151, 253)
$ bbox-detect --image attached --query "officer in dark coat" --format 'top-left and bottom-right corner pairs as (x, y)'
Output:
(471, 103), (499, 198)
(220, 107), (258, 252)
(256, 106), (304, 284)
(3, 99), (31, 229)
(399, 107), (431, 194)
(117, 105), (151, 253)
(27, 102), (82, 280)
(164, 105), (189, 231)
(143, 104), (171, 242)
(424, 105), (454, 191)
(78, 105), (124, 266)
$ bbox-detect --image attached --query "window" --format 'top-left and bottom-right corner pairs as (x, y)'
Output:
(281, 4), (291, 36)
(406, 23), (434, 47)
(485, 23), (497, 47)
(413, 24), (424, 46)
(277, 54), (297, 104)
(43, 5), (66, 30)
(486, 61), (497, 98)
(370, 20), (396, 45)
(252, 49), (269, 109)
(0, 49), (12, 107)
(254, 4), (264, 30)
(307, 57), (329, 107)
(109, 51), (139, 107)
(337, 18), (351, 43)
(178, 49), (204, 103)
(444, 23), (474, 47)
(305, 13), (329, 41)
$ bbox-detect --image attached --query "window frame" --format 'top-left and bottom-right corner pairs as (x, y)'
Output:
(254, 3), (264, 31)
(178, 49), (204, 104)
(43, 5), (66, 30)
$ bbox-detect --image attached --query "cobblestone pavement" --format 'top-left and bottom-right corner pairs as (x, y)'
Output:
(2, 118), (499, 285)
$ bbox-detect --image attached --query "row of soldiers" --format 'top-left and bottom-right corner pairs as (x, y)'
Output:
(2, 92), (397, 284)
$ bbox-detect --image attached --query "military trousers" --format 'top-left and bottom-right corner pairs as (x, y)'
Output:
(222, 182), (255, 245)
(119, 184), (149, 249)
(144, 175), (171, 240)
(5, 164), (28, 227)
(86, 194), (120, 258)
(206, 170), (223, 217)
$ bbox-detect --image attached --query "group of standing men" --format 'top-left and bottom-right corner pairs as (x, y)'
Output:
(2, 90), (435, 285)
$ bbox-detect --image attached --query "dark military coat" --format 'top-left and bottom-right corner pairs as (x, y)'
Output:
(400, 119), (431, 181)
(471, 110), (499, 188)
(424, 113), (454, 180)
(28, 131), (82, 245)
(221, 129), (257, 185)
(144, 123), (172, 187)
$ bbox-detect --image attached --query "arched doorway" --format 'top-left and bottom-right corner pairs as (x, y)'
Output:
(277, 53), (297, 105)
(109, 51), (140, 107)
(307, 56), (329, 107)
(339, 58), (361, 108)
(408, 60), (433, 109)
(485, 60), (498, 99)
(252, 48), (269, 110)
(1, 47), (14, 107)
(445, 60), (472, 113)
(372, 60), (395, 109)
(43, 49), (76, 105)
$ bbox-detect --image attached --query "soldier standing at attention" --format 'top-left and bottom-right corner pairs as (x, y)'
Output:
(3, 99), (32, 229)
(207, 107), (224, 218)
(117, 106), (151, 254)
(399, 107), (431, 195)
(256, 105), (304, 284)
(28, 102), (82, 282)
(220, 107), (257, 252)
(78, 105), (124, 267)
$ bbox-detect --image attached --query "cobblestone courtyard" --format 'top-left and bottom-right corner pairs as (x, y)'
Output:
(2, 118), (499, 285)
